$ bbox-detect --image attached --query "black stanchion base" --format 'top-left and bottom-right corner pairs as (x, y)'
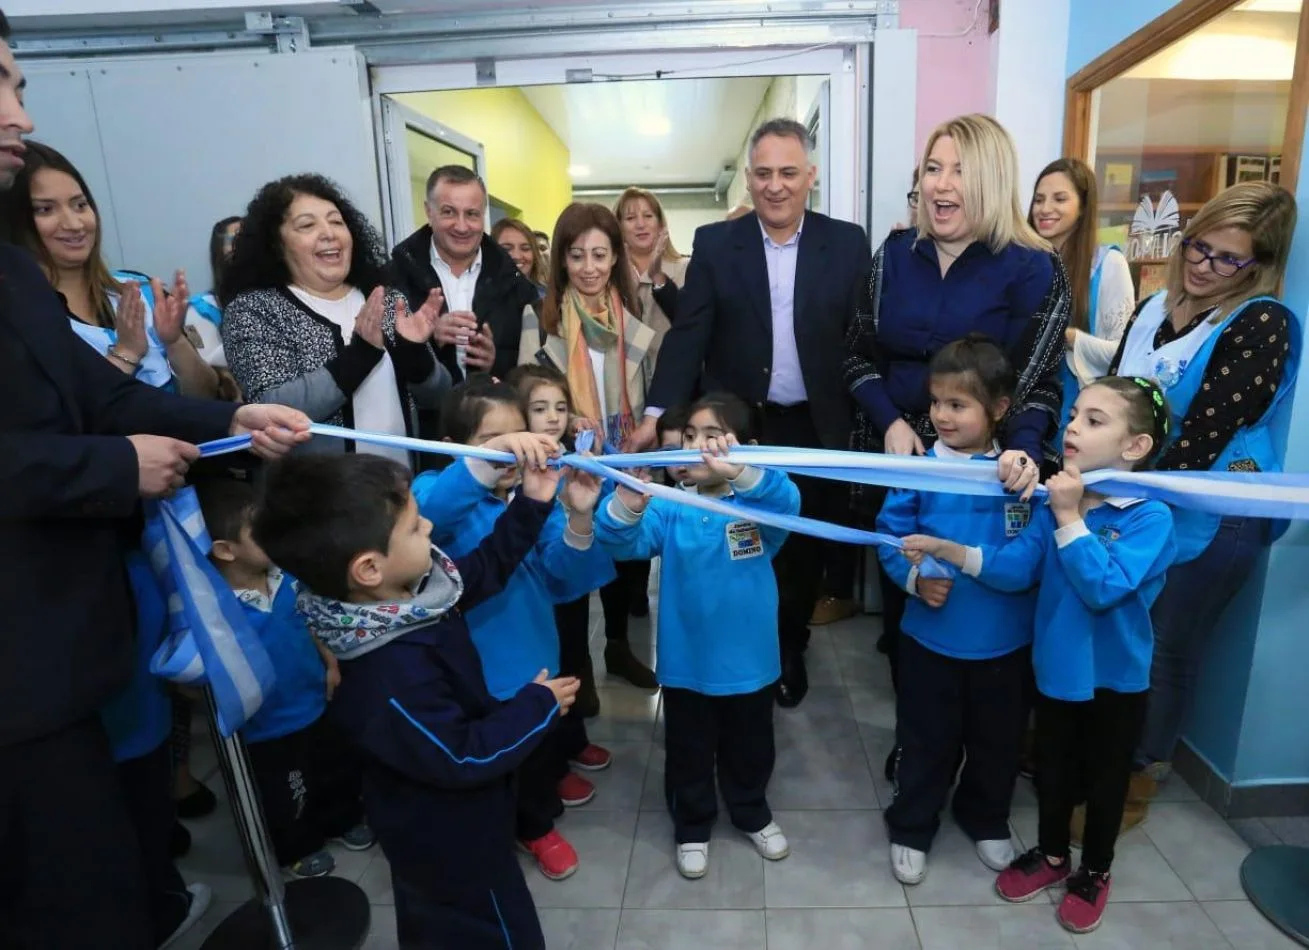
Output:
(202, 877), (372, 949)
(1240, 844), (1309, 947)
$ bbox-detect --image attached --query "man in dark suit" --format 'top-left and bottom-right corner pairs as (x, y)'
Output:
(629, 118), (871, 708)
(0, 23), (310, 943)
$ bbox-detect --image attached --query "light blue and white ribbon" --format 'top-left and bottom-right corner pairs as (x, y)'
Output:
(144, 488), (277, 736)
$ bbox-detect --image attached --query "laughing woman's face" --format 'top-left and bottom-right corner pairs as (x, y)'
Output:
(921, 134), (972, 244)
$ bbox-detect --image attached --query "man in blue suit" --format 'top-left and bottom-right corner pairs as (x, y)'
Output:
(0, 18), (310, 944)
(630, 118), (871, 708)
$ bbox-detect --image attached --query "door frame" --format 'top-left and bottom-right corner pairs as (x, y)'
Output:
(370, 45), (867, 233)
(376, 96), (488, 243)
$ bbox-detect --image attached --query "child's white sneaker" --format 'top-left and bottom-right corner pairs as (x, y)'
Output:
(890, 843), (928, 884)
(676, 842), (709, 879)
(745, 821), (790, 860)
(976, 838), (1016, 871)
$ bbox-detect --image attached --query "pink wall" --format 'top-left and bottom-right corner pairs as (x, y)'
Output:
(900, 0), (997, 156)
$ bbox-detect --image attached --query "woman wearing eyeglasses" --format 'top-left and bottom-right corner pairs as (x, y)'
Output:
(1101, 180), (1300, 833)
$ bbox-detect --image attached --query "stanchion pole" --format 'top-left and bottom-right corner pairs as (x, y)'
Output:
(198, 689), (371, 949)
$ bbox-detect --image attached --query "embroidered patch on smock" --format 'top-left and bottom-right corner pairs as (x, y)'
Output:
(1097, 525), (1122, 546)
(726, 520), (764, 560)
(1004, 503), (1031, 538)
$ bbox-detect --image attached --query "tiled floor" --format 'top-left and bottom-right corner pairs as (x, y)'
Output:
(172, 605), (1304, 949)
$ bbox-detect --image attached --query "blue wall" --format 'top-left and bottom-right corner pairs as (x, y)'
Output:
(1066, 0), (1179, 75)
(1066, 0), (1309, 787)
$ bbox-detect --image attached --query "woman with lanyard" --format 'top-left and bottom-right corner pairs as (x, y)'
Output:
(518, 201), (659, 689)
(843, 114), (1069, 781)
(2, 141), (217, 398)
(184, 215), (241, 366)
(0, 140), (218, 945)
(1028, 158), (1136, 437)
(1102, 180), (1299, 833)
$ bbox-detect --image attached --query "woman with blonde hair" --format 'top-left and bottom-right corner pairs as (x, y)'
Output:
(1102, 180), (1299, 836)
(843, 113), (1069, 887)
(493, 216), (549, 293)
(1028, 157), (1136, 434)
(615, 186), (686, 362)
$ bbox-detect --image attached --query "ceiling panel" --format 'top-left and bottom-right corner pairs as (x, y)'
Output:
(522, 77), (771, 187)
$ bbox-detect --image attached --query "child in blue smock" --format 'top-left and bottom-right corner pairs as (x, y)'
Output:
(903, 376), (1176, 936)
(411, 377), (614, 883)
(196, 478), (375, 880)
(594, 392), (800, 881)
(876, 335), (1036, 886)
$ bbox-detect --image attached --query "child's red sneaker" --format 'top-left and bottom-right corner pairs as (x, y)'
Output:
(518, 830), (579, 881)
(995, 848), (1071, 902)
(557, 771), (596, 807)
(1057, 868), (1111, 933)
(570, 743), (613, 771)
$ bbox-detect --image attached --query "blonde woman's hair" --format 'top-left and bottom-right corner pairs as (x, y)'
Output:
(916, 114), (1048, 255)
(614, 186), (684, 260)
(1164, 180), (1297, 321)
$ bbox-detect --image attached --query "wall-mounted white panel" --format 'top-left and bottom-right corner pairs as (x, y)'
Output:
(24, 48), (379, 290)
(22, 67), (125, 267)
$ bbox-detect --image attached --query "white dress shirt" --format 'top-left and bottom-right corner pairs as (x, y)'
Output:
(431, 241), (483, 373)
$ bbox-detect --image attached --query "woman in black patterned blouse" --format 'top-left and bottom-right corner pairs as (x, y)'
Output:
(1104, 181), (1298, 827)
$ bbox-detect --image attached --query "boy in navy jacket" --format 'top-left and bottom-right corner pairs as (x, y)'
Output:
(253, 448), (579, 950)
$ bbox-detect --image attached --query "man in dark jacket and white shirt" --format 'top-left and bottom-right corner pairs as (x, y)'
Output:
(0, 21), (310, 945)
(390, 165), (540, 384)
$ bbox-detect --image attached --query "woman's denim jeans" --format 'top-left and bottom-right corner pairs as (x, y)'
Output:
(1137, 517), (1267, 767)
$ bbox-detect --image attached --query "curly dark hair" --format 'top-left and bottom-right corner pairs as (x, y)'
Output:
(220, 173), (387, 302)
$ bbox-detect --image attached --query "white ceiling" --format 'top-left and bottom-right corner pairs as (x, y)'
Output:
(521, 77), (772, 187)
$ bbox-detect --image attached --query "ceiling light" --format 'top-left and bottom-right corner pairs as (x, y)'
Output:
(568, 164), (591, 178)
(636, 115), (672, 137)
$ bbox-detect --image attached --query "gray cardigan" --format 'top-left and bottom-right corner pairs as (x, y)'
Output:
(222, 285), (450, 456)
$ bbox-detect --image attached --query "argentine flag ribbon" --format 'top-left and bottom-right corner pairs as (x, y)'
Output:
(143, 488), (276, 736)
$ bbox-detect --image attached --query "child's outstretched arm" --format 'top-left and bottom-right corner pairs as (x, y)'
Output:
(594, 474), (667, 562)
(700, 434), (800, 554)
(453, 491), (555, 612)
(365, 671), (573, 789)
(1048, 467), (1176, 610)
(412, 433), (560, 541)
(533, 467), (618, 603)
(876, 488), (921, 593)
(904, 508), (1049, 594)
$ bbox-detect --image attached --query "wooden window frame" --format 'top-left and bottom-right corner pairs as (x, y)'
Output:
(1063, 0), (1309, 195)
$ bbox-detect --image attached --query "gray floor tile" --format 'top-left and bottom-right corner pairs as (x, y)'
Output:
(766, 908), (921, 949)
(774, 687), (860, 743)
(360, 907), (398, 950)
(1069, 900), (1230, 949)
(763, 810), (907, 908)
(175, 806), (257, 904)
(1229, 817), (1283, 850)
(1262, 816), (1309, 847)
(539, 908), (622, 950)
(586, 687), (661, 743)
(615, 909), (766, 949)
(770, 736), (880, 810)
(847, 686), (898, 736)
(860, 723), (900, 810)
(832, 623), (894, 690)
(911, 905), (1076, 949)
(1143, 802), (1251, 901)
(358, 853), (394, 904)
(903, 817), (1013, 907)
(1203, 899), (1304, 949)
(1093, 827), (1193, 903)
(324, 839), (380, 884)
(168, 898), (243, 950)
(802, 632), (847, 688)
(584, 741), (653, 812)
(521, 810), (639, 909)
(1152, 775), (1202, 804)
(622, 811), (765, 909)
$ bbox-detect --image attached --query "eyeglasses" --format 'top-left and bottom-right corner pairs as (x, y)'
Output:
(1181, 238), (1255, 278)
(907, 190), (919, 210)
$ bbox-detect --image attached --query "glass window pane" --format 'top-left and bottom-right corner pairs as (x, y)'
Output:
(406, 127), (477, 230)
(1089, 0), (1301, 292)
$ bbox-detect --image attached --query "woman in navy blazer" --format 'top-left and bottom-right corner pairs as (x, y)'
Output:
(843, 114), (1069, 749)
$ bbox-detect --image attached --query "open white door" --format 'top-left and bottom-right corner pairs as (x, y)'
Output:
(378, 96), (488, 245)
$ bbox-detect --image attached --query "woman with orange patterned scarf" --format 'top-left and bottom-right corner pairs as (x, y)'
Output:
(518, 202), (659, 690)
